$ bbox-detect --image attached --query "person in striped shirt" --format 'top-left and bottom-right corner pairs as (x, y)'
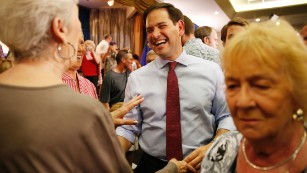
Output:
(62, 36), (98, 99)
(62, 34), (144, 126)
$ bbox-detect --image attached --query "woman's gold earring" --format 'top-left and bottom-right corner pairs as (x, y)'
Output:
(293, 108), (304, 121)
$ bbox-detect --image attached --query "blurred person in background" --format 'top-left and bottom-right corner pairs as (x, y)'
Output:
(100, 50), (133, 111)
(96, 34), (112, 77)
(104, 41), (118, 76)
(132, 54), (142, 71)
(221, 17), (249, 47)
(146, 50), (158, 64)
(194, 26), (219, 49)
(301, 24), (307, 46)
(80, 40), (101, 92)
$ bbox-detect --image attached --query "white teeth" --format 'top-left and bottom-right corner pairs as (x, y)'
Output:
(155, 40), (166, 46)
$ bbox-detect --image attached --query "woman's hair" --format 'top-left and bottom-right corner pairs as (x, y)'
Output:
(0, 0), (76, 61)
(223, 20), (307, 119)
(84, 40), (96, 49)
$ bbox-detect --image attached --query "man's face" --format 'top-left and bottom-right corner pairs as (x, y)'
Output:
(107, 37), (113, 43)
(208, 29), (218, 49)
(301, 25), (307, 46)
(146, 8), (184, 60)
(123, 53), (134, 69)
(225, 25), (246, 46)
(110, 44), (118, 53)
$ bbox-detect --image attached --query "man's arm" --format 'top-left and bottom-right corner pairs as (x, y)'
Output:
(102, 102), (110, 110)
(100, 53), (108, 63)
(117, 136), (133, 152)
(115, 73), (141, 153)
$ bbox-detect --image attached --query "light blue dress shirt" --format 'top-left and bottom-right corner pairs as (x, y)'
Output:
(116, 50), (235, 160)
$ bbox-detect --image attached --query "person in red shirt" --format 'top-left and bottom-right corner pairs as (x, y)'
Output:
(80, 40), (101, 90)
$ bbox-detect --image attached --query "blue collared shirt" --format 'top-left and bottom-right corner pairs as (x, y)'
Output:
(116, 50), (235, 160)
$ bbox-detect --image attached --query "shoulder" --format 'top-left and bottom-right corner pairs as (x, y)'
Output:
(78, 74), (95, 86)
(129, 62), (157, 77)
(105, 70), (116, 79)
(41, 86), (108, 125)
(184, 53), (221, 71)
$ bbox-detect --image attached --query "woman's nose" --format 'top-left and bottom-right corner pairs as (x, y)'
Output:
(236, 86), (256, 108)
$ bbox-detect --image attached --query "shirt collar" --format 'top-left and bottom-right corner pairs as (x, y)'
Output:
(62, 72), (73, 80)
(62, 72), (81, 81)
(156, 50), (189, 69)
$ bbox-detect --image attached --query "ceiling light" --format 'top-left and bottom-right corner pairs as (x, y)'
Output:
(255, 18), (261, 22)
(214, 11), (219, 15)
(107, 0), (114, 6)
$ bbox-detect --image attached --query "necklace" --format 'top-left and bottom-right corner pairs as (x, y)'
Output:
(242, 130), (306, 171)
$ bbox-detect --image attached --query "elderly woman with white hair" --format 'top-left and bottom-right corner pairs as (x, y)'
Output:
(201, 20), (307, 173)
(0, 0), (132, 172)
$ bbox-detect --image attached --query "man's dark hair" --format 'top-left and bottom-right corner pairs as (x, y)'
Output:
(115, 50), (130, 64)
(220, 24), (228, 42)
(183, 15), (194, 35)
(109, 41), (116, 46)
(227, 17), (249, 27)
(195, 26), (213, 41)
(222, 17), (249, 43)
(143, 3), (183, 25)
(133, 54), (139, 60)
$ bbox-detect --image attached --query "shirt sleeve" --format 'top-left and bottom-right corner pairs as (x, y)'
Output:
(99, 73), (111, 103)
(116, 73), (142, 144)
(211, 65), (236, 131)
(89, 81), (98, 99)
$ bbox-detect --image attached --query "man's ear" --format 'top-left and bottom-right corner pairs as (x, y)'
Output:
(51, 17), (68, 44)
(119, 58), (125, 64)
(204, 37), (209, 44)
(178, 20), (185, 36)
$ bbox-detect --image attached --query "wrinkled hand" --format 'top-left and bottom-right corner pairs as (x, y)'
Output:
(169, 158), (196, 173)
(111, 95), (144, 127)
(184, 144), (213, 173)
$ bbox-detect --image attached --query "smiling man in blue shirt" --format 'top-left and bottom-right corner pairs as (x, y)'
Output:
(116, 3), (236, 173)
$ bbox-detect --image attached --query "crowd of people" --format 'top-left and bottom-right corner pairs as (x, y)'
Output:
(0, 0), (306, 173)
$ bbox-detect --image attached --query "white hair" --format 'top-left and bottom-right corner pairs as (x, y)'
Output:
(0, 0), (77, 61)
(146, 50), (157, 57)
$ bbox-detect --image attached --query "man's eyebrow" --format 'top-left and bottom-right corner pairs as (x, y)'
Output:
(146, 22), (168, 28)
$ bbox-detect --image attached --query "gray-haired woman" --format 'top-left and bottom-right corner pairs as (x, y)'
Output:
(0, 0), (132, 172)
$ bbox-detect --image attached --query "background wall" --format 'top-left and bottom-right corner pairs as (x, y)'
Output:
(79, 6), (91, 40)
